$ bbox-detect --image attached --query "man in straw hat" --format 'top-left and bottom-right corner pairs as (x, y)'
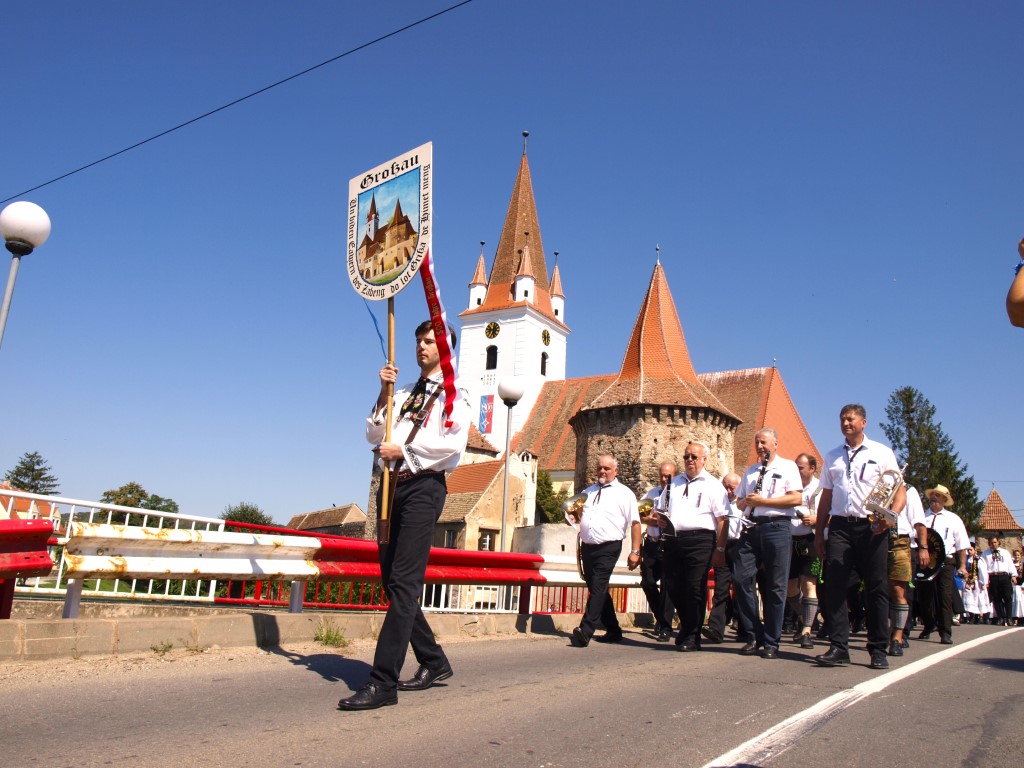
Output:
(916, 484), (969, 645)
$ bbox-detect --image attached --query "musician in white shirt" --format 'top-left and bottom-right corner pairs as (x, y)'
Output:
(917, 484), (969, 644)
(981, 534), (1018, 626)
(788, 453), (821, 650)
(639, 462), (677, 641)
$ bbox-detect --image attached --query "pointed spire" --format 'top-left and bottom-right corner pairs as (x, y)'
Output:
(368, 194), (377, 216)
(655, 243), (660, 265)
(469, 241), (488, 287)
(550, 251), (565, 298)
(391, 197), (404, 223)
(584, 263), (736, 416)
(522, 130), (529, 155)
(516, 231), (536, 278)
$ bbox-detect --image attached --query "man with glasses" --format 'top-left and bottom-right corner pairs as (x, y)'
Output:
(814, 404), (906, 670)
(661, 442), (730, 652)
(733, 429), (803, 659)
(639, 461), (678, 642)
(570, 455), (642, 647)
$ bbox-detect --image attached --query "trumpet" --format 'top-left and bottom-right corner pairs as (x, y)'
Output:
(864, 464), (907, 529)
(637, 498), (655, 516)
(562, 492), (588, 524)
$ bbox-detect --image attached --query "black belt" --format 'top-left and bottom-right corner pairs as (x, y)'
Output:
(793, 533), (814, 540)
(394, 468), (445, 484)
(830, 516), (870, 525)
(750, 515), (789, 524)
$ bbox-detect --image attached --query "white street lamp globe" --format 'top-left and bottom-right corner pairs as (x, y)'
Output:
(0, 201), (52, 252)
(498, 378), (525, 406)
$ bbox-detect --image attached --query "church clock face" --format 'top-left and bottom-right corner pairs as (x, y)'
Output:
(485, 321), (500, 339)
(542, 329), (551, 346)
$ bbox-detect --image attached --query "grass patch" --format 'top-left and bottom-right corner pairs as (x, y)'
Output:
(150, 641), (173, 657)
(314, 618), (349, 648)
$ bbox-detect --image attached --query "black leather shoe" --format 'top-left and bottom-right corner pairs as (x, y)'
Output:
(815, 626), (830, 640)
(940, 634), (953, 645)
(888, 640), (903, 657)
(700, 627), (723, 644)
(761, 647), (778, 659)
(869, 651), (889, 670)
(917, 628), (933, 640)
(799, 634), (815, 650)
(676, 641), (699, 652)
(815, 647), (851, 666)
(571, 628), (590, 647)
(397, 661), (453, 691)
(901, 636), (910, 649)
(656, 629), (672, 642)
(739, 642), (761, 656)
(594, 631), (623, 644)
(337, 683), (397, 711)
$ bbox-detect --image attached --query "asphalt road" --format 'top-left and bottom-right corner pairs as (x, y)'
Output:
(2, 623), (1020, 768)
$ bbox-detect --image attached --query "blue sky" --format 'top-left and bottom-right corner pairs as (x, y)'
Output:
(2, 1), (1021, 523)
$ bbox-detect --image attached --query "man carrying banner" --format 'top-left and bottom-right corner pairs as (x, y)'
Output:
(338, 321), (471, 711)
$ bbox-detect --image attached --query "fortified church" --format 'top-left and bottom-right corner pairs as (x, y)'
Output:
(373, 140), (823, 552)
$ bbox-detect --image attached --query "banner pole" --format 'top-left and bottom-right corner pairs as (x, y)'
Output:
(378, 296), (396, 545)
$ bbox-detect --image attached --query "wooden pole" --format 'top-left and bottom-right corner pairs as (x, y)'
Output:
(378, 297), (396, 545)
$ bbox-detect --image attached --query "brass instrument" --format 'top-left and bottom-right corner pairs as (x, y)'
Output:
(914, 528), (946, 582)
(563, 492), (589, 581)
(864, 464), (908, 529)
(637, 498), (654, 516)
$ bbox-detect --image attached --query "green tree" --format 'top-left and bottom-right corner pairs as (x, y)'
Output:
(5, 451), (60, 494)
(881, 386), (984, 533)
(535, 469), (568, 524)
(143, 495), (179, 515)
(100, 482), (179, 524)
(221, 502), (274, 527)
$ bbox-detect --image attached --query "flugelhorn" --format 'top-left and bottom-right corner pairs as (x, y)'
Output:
(864, 464), (908, 529)
(562, 492), (588, 524)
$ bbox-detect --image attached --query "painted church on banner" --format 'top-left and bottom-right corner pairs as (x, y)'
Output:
(407, 140), (821, 553)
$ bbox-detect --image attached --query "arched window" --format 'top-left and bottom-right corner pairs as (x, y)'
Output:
(540, 352), (548, 376)
(486, 345), (498, 370)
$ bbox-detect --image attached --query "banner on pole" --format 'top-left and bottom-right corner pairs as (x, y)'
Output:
(346, 142), (432, 300)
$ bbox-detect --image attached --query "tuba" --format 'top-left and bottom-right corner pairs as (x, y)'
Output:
(864, 465), (907, 529)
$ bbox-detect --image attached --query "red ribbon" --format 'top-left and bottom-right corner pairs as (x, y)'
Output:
(420, 249), (459, 428)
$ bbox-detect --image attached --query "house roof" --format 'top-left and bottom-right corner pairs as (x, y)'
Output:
(550, 262), (565, 298)
(582, 263), (736, 417)
(438, 460), (504, 524)
(979, 489), (1023, 532)
(0, 482), (56, 519)
(466, 423), (501, 455)
(286, 503), (366, 531)
(469, 250), (487, 287)
(698, 367), (822, 470)
(459, 151), (565, 329)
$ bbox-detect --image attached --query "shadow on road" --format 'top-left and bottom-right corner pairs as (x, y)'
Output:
(268, 645), (371, 686)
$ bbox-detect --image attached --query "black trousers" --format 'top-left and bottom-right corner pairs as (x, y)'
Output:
(579, 540), (623, 639)
(640, 537), (675, 630)
(823, 517), (889, 655)
(662, 530), (715, 646)
(989, 574), (1014, 622)
(705, 539), (739, 639)
(917, 558), (955, 635)
(368, 474), (448, 691)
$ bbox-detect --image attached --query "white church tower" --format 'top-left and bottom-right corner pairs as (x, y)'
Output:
(458, 135), (569, 451)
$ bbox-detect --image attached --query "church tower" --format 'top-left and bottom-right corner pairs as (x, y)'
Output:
(459, 136), (568, 451)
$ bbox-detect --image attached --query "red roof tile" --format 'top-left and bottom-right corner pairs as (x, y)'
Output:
(446, 460), (503, 494)
(0, 482), (56, 519)
(466, 423), (500, 455)
(549, 263), (565, 298)
(979, 489), (1023, 532)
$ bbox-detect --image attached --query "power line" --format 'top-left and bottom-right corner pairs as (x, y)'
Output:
(1, 0), (476, 204)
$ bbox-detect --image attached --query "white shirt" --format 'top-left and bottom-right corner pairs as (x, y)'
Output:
(579, 479), (640, 546)
(981, 547), (1016, 576)
(666, 470), (730, 532)
(898, 486), (926, 539)
(738, 455), (802, 520)
(366, 373), (472, 474)
(792, 476), (821, 536)
(923, 508), (970, 557)
(642, 485), (670, 540)
(819, 436), (901, 518)
(723, 499), (745, 541)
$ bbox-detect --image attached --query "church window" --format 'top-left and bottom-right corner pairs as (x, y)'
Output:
(486, 345), (498, 370)
(541, 352), (548, 376)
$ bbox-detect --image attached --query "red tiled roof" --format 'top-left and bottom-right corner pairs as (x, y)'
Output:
(469, 251), (487, 287)
(698, 367), (822, 470)
(446, 460), (503, 494)
(0, 482), (57, 519)
(583, 263), (735, 417)
(979, 489), (1023, 532)
(459, 152), (565, 329)
(549, 263), (565, 298)
(466, 423), (500, 454)
(286, 504), (366, 531)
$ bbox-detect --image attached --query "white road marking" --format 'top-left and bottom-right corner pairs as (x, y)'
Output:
(701, 628), (1021, 768)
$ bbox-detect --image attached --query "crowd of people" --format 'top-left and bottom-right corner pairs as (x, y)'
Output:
(567, 404), (1021, 669)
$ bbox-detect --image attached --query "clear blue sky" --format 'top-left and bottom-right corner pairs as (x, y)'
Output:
(2, 1), (1021, 523)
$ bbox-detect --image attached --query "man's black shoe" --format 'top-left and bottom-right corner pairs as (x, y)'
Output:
(700, 627), (723, 644)
(739, 642), (761, 656)
(917, 628), (933, 640)
(676, 641), (699, 652)
(656, 629), (672, 642)
(887, 640), (903, 657)
(940, 634), (953, 645)
(869, 651), (890, 670)
(397, 661), (453, 691)
(594, 631), (623, 644)
(901, 636), (910, 649)
(338, 683), (397, 711)
(571, 628), (590, 647)
(761, 647), (778, 659)
(850, 619), (866, 634)
(799, 634), (815, 650)
(815, 648), (851, 666)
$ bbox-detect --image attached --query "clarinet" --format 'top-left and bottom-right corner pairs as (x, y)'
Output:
(750, 451), (770, 516)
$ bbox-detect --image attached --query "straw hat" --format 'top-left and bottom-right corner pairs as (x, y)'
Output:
(925, 484), (954, 508)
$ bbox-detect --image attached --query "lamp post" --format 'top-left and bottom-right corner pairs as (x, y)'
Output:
(497, 378), (525, 552)
(0, 201), (52, 353)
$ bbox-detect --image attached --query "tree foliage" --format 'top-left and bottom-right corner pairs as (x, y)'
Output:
(100, 482), (179, 523)
(221, 502), (274, 527)
(881, 386), (984, 533)
(5, 451), (60, 495)
(535, 469), (568, 524)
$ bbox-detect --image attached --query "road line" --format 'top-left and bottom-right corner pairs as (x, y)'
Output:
(701, 628), (1021, 768)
